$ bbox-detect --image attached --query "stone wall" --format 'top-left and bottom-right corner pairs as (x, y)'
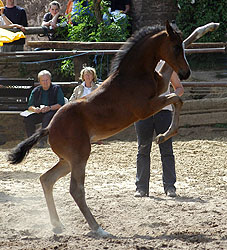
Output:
(130, 0), (178, 31)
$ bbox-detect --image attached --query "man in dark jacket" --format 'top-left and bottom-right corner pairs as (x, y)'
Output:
(3, 0), (28, 51)
(24, 70), (65, 147)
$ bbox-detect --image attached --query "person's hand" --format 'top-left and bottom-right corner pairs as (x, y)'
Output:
(40, 106), (51, 113)
(14, 24), (25, 33)
(34, 107), (42, 113)
(51, 22), (57, 29)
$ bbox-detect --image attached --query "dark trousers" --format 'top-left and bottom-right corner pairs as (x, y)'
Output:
(24, 111), (56, 137)
(135, 110), (176, 195)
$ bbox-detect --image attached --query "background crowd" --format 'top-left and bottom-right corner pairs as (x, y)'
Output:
(0, 0), (132, 50)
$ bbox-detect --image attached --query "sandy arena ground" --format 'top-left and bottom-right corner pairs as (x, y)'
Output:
(0, 126), (226, 250)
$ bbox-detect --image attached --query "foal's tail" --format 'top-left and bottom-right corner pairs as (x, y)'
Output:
(8, 128), (49, 164)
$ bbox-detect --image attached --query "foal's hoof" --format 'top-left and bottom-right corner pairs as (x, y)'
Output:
(52, 222), (64, 234)
(94, 227), (113, 238)
(155, 134), (166, 144)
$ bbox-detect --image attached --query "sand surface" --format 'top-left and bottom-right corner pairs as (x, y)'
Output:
(0, 127), (226, 249)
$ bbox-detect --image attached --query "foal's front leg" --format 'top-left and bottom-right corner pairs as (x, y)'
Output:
(155, 93), (183, 144)
(40, 159), (70, 233)
(139, 93), (183, 144)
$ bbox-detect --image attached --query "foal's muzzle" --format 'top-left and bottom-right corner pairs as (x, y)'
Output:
(178, 69), (191, 80)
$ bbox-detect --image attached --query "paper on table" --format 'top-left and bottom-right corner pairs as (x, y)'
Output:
(20, 110), (35, 117)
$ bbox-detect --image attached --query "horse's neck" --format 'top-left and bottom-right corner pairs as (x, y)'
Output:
(119, 35), (164, 75)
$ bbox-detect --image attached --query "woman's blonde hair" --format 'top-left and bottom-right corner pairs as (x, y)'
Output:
(80, 67), (97, 82)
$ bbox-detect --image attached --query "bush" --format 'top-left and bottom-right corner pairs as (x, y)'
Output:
(55, 0), (131, 80)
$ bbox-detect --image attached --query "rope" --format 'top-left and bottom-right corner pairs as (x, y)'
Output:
(20, 52), (90, 65)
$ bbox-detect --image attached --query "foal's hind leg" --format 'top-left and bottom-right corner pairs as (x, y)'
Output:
(69, 141), (111, 237)
(40, 159), (70, 233)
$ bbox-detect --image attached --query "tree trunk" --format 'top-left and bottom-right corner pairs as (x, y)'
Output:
(93, 0), (102, 24)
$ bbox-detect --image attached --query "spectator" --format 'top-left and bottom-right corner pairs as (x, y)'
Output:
(69, 66), (100, 101)
(2, 0), (28, 52)
(42, 1), (66, 40)
(69, 66), (103, 144)
(0, 6), (25, 29)
(134, 61), (184, 198)
(24, 70), (65, 147)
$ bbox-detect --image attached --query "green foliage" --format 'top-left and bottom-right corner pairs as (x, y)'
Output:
(176, 0), (226, 42)
(56, 0), (131, 80)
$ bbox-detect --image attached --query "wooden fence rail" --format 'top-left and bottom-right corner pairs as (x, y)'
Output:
(1, 41), (226, 79)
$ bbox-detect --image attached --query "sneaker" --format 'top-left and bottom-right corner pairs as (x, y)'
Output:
(166, 188), (176, 197)
(134, 190), (148, 197)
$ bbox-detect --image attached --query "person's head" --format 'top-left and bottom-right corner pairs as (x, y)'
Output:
(80, 67), (97, 85)
(6, 0), (16, 8)
(49, 1), (60, 16)
(38, 70), (52, 90)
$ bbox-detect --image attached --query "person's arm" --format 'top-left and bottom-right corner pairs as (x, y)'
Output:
(21, 8), (28, 27)
(0, 8), (12, 25)
(123, 4), (130, 14)
(170, 71), (184, 97)
(69, 86), (80, 102)
(50, 13), (60, 29)
(49, 86), (65, 110)
(27, 92), (42, 113)
(42, 13), (53, 27)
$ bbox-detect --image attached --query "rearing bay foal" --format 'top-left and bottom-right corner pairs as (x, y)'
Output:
(8, 21), (190, 237)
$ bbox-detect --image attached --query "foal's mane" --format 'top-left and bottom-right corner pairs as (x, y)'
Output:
(110, 25), (165, 75)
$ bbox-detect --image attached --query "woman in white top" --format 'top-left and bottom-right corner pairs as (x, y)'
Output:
(69, 67), (100, 101)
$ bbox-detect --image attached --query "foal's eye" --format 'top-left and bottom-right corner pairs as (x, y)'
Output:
(174, 45), (182, 55)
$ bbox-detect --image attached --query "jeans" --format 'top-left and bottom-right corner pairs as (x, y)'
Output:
(2, 44), (24, 52)
(24, 111), (57, 137)
(135, 110), (176, 195)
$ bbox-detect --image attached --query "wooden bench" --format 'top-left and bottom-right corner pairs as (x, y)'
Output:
(0, 78), (35, 113)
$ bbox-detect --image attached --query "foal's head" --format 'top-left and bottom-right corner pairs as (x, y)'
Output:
(159, 21), (191, 80)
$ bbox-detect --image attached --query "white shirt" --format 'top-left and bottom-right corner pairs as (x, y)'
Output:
(81, 81), (92, 97)
(0, 16), (5, 26)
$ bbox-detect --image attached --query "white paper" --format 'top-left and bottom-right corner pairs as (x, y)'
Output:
(20, 110), (35, 117)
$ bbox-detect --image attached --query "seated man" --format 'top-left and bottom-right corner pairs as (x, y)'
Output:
(24, 70), (65, 147)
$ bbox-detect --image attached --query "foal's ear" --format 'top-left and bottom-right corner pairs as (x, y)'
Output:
(166, 20), (175, 40)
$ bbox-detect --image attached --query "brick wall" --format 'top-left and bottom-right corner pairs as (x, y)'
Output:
(130, 0), (178, 31)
